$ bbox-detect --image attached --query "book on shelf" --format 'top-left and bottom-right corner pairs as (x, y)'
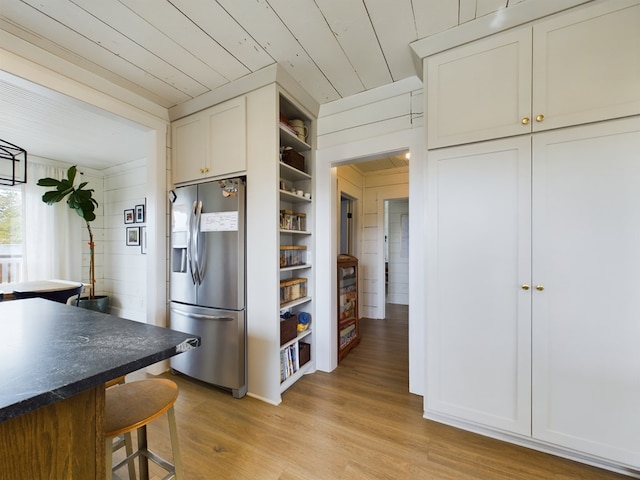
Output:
(281, 344), (300, 381)
(340, 322), (356, 349)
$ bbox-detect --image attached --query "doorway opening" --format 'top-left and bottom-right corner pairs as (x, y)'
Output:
(334, 151), (409, 322)
(340, 194), (355, 256)
(384, 198), (409, 306)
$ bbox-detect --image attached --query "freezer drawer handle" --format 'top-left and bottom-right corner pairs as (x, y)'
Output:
(171, 308), (233, 321)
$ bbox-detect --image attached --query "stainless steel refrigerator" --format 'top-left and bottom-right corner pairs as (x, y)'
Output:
(169, 177), (246, 398)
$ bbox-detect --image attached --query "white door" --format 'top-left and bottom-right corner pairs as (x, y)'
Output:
(426, 137), (532, 435)
(532, 117), (640, 467)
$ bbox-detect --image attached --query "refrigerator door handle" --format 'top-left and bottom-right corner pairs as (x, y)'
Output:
(193, 200), (204, 284)
(187, 201), (198, 285)
(171, 307), (234, 321)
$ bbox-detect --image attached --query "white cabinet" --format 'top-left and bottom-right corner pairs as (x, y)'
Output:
(426, 137), (532, 435)
(426, 117), (640, 467)
(172, 114), (206, 183)
(172, 96), (246, 184)
(426, 0), (640, 148)
(532, 0), (640, 132)
(532, 118), (640, 467)
(424, 0), (640, 471)
(426, 28), (532, 148)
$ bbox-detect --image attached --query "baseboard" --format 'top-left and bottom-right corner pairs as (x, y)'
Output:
(424, 410), (640, 479)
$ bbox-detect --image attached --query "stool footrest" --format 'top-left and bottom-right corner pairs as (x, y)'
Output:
(113, 447), (176, 479)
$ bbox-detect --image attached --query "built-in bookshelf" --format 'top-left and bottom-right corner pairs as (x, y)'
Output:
(278, 93), (314, 390)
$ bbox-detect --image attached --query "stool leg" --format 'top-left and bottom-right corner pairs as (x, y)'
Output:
(105, 438), (113, 480)
(167, 406), (183, 479)
(124, 432), (136, 479)
(138, 425), (149, 480)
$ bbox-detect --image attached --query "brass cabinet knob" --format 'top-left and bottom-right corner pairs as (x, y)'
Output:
(521, 284), (531, 290)
(536, 114), (545, 122)
(521, 117), (530, 125)
(535, 285), (545, 291)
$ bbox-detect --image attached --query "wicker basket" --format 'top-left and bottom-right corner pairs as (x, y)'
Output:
(280, 277), (307, 305)
(280, 245), (307, 267)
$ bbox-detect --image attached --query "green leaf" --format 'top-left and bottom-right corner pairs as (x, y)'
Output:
(67, 166), (77, 184)
(38, 165), (99, 223)
(56, 178), (72, 189)
(37, 177), (61, 187)
(42, 191), (66, 204)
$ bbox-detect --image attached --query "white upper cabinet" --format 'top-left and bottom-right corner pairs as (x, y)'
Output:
(427, 28), (532, 149)
(532, 1), (640, 132)
(172, 96), (246, 184)
(172, 114), (206, 184)
(427, 0), (640, 149)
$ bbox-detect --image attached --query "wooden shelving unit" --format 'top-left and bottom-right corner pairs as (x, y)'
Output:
(337, 254), (360, 363)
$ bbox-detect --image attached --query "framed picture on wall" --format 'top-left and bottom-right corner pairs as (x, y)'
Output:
(126, 226), (140, 246)
(124, 209), (134, 224)
(135, 204), (145, 223)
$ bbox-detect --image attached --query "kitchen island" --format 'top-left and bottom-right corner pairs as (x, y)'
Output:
(0, 298), (200, 480)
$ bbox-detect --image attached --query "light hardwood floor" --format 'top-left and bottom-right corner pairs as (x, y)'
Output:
(119, 304), (631, 479)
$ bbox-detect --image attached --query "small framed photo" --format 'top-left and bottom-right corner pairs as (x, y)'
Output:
(135, 204), (145, 223)
(140, 226), (147, 254)
(124, 209), (134, 224)
(126, 226), (140, 246)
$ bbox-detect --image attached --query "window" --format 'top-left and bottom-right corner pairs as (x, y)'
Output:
(0, 186), (22, 283)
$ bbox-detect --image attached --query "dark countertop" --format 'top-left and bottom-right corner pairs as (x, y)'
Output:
(0, 298), (200, 423)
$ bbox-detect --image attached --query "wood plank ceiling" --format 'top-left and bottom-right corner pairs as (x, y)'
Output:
(0, 0), (519, 168)
(0, 0), (520, 108)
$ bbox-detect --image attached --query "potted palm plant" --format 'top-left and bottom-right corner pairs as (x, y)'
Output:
(37, 165), (108, 312)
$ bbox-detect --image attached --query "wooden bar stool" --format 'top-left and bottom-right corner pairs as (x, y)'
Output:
(105, 379), (183, 480)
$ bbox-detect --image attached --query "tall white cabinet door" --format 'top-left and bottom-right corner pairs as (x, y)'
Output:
(426, 28), (532, 149)
(426, 137), (532, 435)
(532, 0), (640, 132)
(532, 117), (640, 467)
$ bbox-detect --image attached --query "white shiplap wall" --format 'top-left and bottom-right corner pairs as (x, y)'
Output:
(103, 160), (147, 322)
(318, 76), (423, 149)
(361, 169), (409, 319)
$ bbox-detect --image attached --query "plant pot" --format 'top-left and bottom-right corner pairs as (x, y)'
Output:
(77, 295), (109, 313)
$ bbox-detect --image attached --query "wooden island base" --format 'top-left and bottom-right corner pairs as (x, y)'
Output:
(0, 385), (105, 480)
